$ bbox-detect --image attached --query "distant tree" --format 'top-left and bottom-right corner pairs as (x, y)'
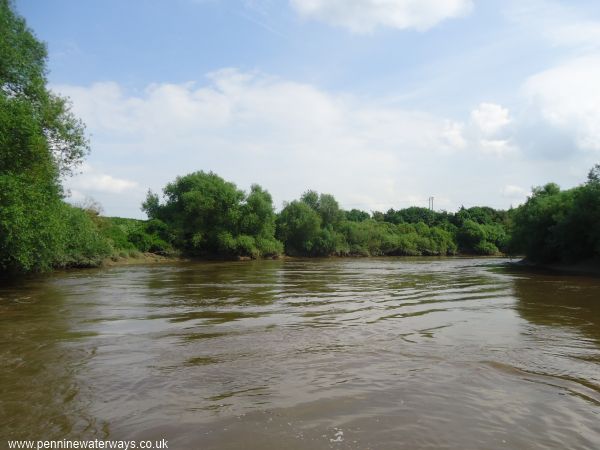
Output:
(300, 190), (319, 210)
(239, 184), (283, 256)
(345, 209), (370, 222)
(587, 164), (600, 184)
(385, 207), (437, 225)
(143, 171), (282, 258)
(276, 200), (321, 256)
(316, 193), (344, 228)
(240, 184), (276, 237)
(300, 190), (344, 228)
(371, 211), (385, 222)
(456, 220), (495, 254)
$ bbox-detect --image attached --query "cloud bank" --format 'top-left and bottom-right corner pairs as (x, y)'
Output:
(55, 66), (594, 218)
(524, 56), (600, 152)
(289, 0), (473, 32)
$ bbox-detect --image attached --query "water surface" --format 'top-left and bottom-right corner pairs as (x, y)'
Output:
(1, 258), (599, 449)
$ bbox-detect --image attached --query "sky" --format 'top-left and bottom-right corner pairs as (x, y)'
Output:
(16, 0), (600, 218)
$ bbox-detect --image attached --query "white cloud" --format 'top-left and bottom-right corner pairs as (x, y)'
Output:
(523, 55), (600, 151)
(501, 184), (529, 206)
(289, 0), (473, 33)
(442, 120), (467, 150)
(470, 102), (512, 136)
(502, 184), (528, 198)
(67, 163), (139, 194)
(479, 139), (515, 157)
(67, 189), (86, 203)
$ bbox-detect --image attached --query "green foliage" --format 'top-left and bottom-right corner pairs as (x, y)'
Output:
(0, 174), (62, 272)
(55, 205), (112, 268)
(456, 220), (486, 252)
(0, 182), (111, 271)
(510, 172), (600, 263)
(240, 184), (278, 241)
(276, 200), (321, 256)
(588, 164), (600, 184)
(474, 240), (499, 256)
(455, 219), (503, 255)
(95, 217), (135, 251)
(271, 186), (511, 257)
(335, 220), (459, 257)
(0, 1), (101, 273)
(301, 190), (344, 228)
(315, 194), (344, 228)
(384, 207), (437, 226)
(345, 209), (370, 222)
(143, 171), (282, 258)
(93, 217), (173, 254)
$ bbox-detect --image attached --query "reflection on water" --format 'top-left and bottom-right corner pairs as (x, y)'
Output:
(1, 258), (599, 449)
(513, 273), (600, 343)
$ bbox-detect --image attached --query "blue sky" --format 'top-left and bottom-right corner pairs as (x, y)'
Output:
(16, 0), (600, 217)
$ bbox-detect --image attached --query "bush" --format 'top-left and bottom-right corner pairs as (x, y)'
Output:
(474, 241), (499, 256)
(55, 204), (112, 268)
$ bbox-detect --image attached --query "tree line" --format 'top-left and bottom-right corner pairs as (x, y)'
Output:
(1, 0), (599, 274)
(139, 168), (600, 266)
(141, 171), (511, 260)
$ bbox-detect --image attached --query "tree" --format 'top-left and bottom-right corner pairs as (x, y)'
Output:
(316, 193), (344, 229)
(300, 190), (319, 210)
(143, 172), (282, 258)
(301, 190), (344, 228)
(507, 179), (599, 263)
(276, 201), (321, 256)
(345, 209), (370, 222)
(239, 184), (283, 256)
(0, 0), (93, 272)
(587, 164), (600, 184)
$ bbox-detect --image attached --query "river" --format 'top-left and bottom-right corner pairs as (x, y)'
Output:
(1, 258), (599, 449)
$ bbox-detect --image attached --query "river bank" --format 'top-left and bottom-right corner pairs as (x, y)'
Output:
(101, 252), (183, 267)
(100, 252), (506, 268)
(508, 258), (600, 277)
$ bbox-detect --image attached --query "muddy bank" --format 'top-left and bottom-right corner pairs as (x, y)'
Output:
(102, 252), (183, 267)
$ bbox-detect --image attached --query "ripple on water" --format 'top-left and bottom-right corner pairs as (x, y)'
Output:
(0, 257), (599, 448)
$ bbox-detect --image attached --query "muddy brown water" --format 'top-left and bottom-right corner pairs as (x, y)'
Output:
(1, 258), (599, 449)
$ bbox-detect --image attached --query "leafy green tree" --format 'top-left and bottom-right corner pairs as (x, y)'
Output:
(301, 190), (344, 228)
(510, 183), (572, 262)
(240, 184), (276, 237)
(276, 200), (321, 256)
(143, 171), (282, 258)
(385, 207), (438, 226)
(510, 172), (600, 263)
(240, 184), (283, 256)
(0, 0), (94, 273)
(588, 164), (600, 184)
(345, 209), (370, 222)
(456, 219), (494, 254)
(316, 193), (344, 229)
(144, 171), (244, 255)
(300, 190), (319, 210)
